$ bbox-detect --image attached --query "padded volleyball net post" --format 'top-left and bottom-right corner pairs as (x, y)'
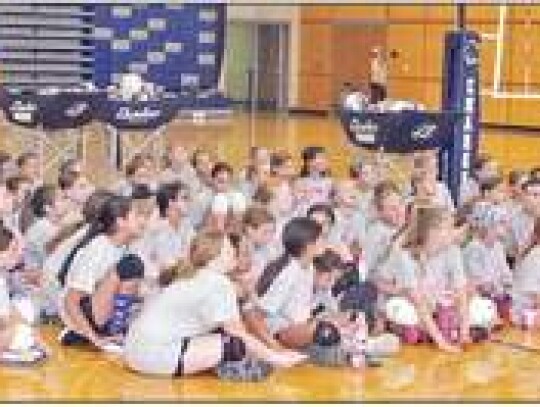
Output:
(342, 29), (480, 206)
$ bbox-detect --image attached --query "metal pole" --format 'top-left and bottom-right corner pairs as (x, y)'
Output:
(456, 4), (466, 30)
(278, 23), (284, 114)
(249, 23), (258, 148)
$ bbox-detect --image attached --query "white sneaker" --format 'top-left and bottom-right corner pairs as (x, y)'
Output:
(366, 333), (401, 358)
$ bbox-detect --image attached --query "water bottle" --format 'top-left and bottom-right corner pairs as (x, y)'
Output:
(348, 320), (367, 369)
(435, 302), (460, 344)
(357, 253), (368, 283)
(521, 307), (537, 331)
(494, 293), (512, 323)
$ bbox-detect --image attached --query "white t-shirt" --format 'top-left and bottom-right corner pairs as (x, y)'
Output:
(371, 57), (387, 85)
(390, 246), (467, 307)
(460, 178), (480, 204)
(0, 275), (11, 318)
(363, 220), (397, 278)
(512, 247), (540, 310)
(462, 238), (512, 294)
(509, 207), (535, 256)
(124, 267), (240, 375)
(294, 176), (333, 209)
(256, 258), (315, 328)
(406, 181), (455, 211)
(211, 191), (247, 215)
(43, 225), (88, 284)
(250, 242), (280, 282)
(131, 217), (195, 277)
(24, 217), (59, 269)
(63, 234), (125, 295)
(188, 185), (213, 227)
(329, 209), (367, 247)
(344, 92), (367, 112)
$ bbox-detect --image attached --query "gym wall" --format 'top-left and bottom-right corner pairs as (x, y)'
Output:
(298, 5), (540, 128)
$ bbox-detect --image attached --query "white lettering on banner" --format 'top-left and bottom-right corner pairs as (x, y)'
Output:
(116, 106), (161, 123)
(463, 116), (473, 131)
(65, 102), (88, 118)
(9, 101), (37, 113)
(411, 123), (437, 140)
(350, 118), (377, 145)
(462, 152), (470, 169)
(463, 133), (471, 151)
(464, 97), (474, 113)
(9, 101), (36, 124)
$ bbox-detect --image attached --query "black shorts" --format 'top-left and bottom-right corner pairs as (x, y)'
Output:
(79, 296), (107, 336)
(174, 338), (191, 377)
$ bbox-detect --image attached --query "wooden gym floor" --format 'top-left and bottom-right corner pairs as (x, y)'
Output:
(0, 113), (540, 401)
(6, 325), (540, 402)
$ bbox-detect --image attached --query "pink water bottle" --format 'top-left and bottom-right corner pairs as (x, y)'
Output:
(435, 301), (460, 344)
(521, 307), (537, 331)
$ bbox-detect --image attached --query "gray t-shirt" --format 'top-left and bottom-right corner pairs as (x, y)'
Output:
(131, 217), (195, 273)
(382, 245), (467, 307)
(124, 267), (239, 375)
(256, 258), (315, 327)
(363, 220), (397, 278)
(512, 247), (540, 311)
(462, 238), (511, 293)
(24, 218), (59, 269)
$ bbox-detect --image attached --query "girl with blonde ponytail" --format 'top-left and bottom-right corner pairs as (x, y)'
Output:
(382, 206), (486, 353)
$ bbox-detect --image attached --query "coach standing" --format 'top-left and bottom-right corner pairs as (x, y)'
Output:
(369, 46), (388, 104)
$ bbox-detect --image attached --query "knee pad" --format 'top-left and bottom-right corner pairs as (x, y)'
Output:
(116, 254), (145, 281)
(221, 335), (246, 363)
(313, 321), (341, 347)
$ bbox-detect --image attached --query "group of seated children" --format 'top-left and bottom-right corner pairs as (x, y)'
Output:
(0, 145), (537, 379)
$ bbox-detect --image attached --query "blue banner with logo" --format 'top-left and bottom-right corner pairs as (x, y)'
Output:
(94, 96), (180, 130)
(442, 30), (480, 204)
(0, 89), (231, 131)
(341, 110), (458, 154)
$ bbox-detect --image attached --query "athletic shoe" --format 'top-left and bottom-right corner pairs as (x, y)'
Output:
(307, 344), (348, 367)
(365, 333), (401, 358)
(216, 358), (273, 382)
(58, 328), (90, 347)
(0, 345), (48, 366)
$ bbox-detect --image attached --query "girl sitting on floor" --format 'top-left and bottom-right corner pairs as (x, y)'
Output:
(511, 217), (540, 328)
(463, 202), (512, 322)
(58, 194), (146, 350)
(124, 230), (306, 379)
(0, 223), (47, 364)
(383, 206), (497, 352)
(243, 217), (365, 366)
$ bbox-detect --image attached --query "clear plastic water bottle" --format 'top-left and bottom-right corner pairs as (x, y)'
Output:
(357, 253), (368, 283)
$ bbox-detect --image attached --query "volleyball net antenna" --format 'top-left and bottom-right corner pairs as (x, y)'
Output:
(481, 4), (540, 99)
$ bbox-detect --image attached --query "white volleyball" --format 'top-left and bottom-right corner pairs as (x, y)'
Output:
(468, 296), (497, 328)
(120, 73), (143, 98)
(385, 297), (419, 326)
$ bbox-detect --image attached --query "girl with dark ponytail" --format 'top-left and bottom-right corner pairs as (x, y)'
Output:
(58, 194), (145, 351)
(244, 216), (356, 363)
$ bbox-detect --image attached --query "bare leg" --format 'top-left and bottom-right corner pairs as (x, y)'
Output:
(182, 334), (223, 375)
(275, 322), (317, 350)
